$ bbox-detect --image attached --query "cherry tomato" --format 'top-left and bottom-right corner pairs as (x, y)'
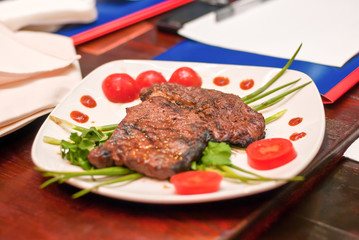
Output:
(168, 67), (202, 87)
(170, 171), (222, 195)
(246, 138), (297, 170)
(136, 70), (167, 90)
(102, 73), (139, 103)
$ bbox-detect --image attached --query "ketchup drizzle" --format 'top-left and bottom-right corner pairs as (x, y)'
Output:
(240, 79), (254, 90)
(290, 132), (307, 141)
(213, 76), (230, 86)
(289, 117), (303, 126)
(70, 111), (89, 123)
(80, 95), (97, 108)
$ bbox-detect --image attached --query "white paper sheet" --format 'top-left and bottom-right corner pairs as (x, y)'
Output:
(179, 0), (359, 67)
(344, 138), (359, 163)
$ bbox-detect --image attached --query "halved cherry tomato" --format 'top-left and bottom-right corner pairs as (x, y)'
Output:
(136, 70), (167, 90)
(246, 138), (297, 170)
(168, 67), (202, 87)
(170, 171), (222, 195)
(102, 73), (139, 103)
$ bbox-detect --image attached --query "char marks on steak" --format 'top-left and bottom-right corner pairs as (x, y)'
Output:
(88, 83), (265, 179)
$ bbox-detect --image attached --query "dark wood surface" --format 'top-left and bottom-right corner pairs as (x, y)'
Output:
(1, 16), (358, 240)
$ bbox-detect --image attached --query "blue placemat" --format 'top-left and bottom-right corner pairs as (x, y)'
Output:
(57, 0), (167, 37)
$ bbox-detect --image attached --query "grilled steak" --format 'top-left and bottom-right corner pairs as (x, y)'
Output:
(88, 83), (265, 179)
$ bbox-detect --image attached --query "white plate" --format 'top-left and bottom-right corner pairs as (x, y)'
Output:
(31, 60), (325, 204)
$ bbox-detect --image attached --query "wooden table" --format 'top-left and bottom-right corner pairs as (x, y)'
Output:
(1, 17), (358, 240)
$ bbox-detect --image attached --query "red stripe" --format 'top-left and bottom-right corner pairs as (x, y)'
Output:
(71, 0), (195, 45)
(322, 67), (359, 104)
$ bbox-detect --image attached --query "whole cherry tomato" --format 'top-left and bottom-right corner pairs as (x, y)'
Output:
(136, 70), (167, 90)
(102, 73), (139, 103)
(168, 67), (202, 87)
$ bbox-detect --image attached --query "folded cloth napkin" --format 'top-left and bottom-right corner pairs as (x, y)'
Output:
(0, 24), (80, 84)
(0, 0), (97, 32)
(0, 23), (82, 137)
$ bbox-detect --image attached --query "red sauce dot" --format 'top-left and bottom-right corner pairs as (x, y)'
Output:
(290, 132), (307, 141)
(80, 95), (97, 108)
(289, 117), (303, 126)
(240, 79), (254, 90)
(213, 76), (230, 86)
(70, 111), (89, 123)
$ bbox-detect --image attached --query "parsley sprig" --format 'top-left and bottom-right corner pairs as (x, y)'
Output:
(61, 129), (105, 170)
(44, 116), (116, 170)
(39, 117), (144, 198)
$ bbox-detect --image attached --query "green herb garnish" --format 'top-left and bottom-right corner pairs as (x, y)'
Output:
(252, 81), (311, 111)
(43, 116), (118, 170)
(192, 141), (304, 183)
(265, 109), (287, 124)
(241, 43), (302, 102)
(244, 79), (300, 104)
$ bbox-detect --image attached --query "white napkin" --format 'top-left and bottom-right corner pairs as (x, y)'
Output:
(179, 0), (359, 67)
(0, 24), (80, 84)
(0, 0), (97, 31)
(0, 24), (82, 137)
(344, 138), (359, 162)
